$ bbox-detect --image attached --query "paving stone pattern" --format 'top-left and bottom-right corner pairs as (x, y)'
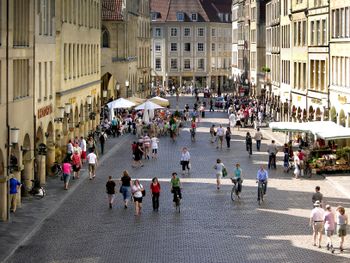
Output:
(4, 96), (350, 263)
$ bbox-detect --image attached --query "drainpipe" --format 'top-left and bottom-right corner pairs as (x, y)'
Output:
(5, 0), (10, 221)
(33, 0), (37, 182)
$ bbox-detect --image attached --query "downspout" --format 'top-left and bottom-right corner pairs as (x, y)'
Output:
(33, 0), (37, 182)
(327, 0), (330, 112)
(5, 0), (10, 221)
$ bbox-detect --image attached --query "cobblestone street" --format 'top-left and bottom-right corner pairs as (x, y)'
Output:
(4, 96), (350, 263)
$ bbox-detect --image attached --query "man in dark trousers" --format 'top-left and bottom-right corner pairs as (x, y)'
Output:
(209, 98), (214, 112)
(99, 132), (106, 155)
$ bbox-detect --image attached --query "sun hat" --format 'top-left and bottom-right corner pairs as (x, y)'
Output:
(314, 200), (321, 207)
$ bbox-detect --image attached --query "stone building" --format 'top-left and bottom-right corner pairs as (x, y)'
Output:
(150, 0), (232, 94)
(0, 0), (101, 221)
(101, 0), (151, 100)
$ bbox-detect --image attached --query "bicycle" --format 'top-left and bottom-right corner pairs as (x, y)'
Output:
(231, 178), (242, 201)
(50, 162), (62, 177)
(172, 188), (181, 213)
(257, 180), (266, 205)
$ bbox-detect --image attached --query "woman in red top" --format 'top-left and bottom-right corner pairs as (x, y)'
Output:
(150, 177), (161, 211)
(71, 150), (82, 179)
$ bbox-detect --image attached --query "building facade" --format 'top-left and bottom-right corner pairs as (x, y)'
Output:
(150, 0), (232, 94)
(0, 0), (101, 221)
(101, 0), (151, 99)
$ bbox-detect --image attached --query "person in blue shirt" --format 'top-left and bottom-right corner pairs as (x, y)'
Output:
(10, 177), (21, 213)
(256, 165), (268, 197)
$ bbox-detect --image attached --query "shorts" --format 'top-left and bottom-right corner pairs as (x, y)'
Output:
(63, 173), (70, 184)
(81, 151), (86, 160)
(72, 165), (81, 172)
(337, 224), (347, 237)
(313, 222), (324, 233)
(89, 164), (96, 174)
(152, 149), (158, 154)
(133, 197), (143, 203)
(121, 186), (131, 200)
(325, 229), (334, 237)
(216, 173), (222, 180)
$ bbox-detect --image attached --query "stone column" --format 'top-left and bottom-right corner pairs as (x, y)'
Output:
(13, 171), (21, 207)
(23, 159), (33, 192)
(46, 144), (55, 175)
(0, 179), (7, 221)
(38, 155), (46, 185)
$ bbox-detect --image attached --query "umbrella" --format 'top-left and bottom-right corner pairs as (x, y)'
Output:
(134, 100), (164, 110)
(128, 96), (146, 105)
(107, 98), (135, 109)
(149, 96), (170, 107)
(143, 108), (150, 124)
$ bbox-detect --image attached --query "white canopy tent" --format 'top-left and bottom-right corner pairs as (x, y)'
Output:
(269, 121), (350, 140)
(149, 96), (170, 107)
(107, 98), (136, 120)
(135, 100), (164, 124)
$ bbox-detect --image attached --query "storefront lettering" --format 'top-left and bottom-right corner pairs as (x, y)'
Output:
(37, 105), (52, 119)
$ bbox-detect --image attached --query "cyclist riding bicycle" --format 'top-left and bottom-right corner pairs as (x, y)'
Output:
(256, 165), (268, 201)
(171, 172), (182, 204)
(232, 163), (243, 198)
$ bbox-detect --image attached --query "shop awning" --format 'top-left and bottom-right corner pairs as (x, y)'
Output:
(149, 96), (170, 107)
(269, 121), (350, 140)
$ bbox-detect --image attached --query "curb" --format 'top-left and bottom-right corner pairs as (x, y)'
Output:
(1, 135), (131, 263)
(324, 176), (350, 200)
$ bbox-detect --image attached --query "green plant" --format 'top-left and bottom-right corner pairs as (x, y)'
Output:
(262, 66), (271, 73)
(336, 147), (350, 159)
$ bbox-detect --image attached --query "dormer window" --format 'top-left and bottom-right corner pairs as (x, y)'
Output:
(218, 13), (224, 22)
(151, 12), (160, 21)
(177, 12), (184, 21)
(191, 13), (198, 21)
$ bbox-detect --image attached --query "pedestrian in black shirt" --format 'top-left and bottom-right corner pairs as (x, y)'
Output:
(106, 176), (116, 209)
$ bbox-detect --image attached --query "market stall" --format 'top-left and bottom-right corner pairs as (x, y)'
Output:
(269, 121), (350, 175)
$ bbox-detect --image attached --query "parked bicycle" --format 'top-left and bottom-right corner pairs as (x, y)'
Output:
(50, 162), (62, 177)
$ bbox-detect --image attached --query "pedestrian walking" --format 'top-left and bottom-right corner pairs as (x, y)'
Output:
(131, 179), (144, 216)
(336, 206), (348, 252)
(225, 127), (232, 148)
(150, 177), (161, 211)
(233, 163), (243, 196)
(229, 112), (236, 129)
(106, 176), (116, 209)
(245, 132), (252, 156)
(216, 124), (224, 149)
(67, 139), (73, 159)
(310, 200), (325, 248)
(267, 140), (278, 169)
(293, 152), (301, 178)
(143, 133), (151, 159)
(312, 186), (323, 207)
(120, 170), (131, 209)
(9, 177), (21, 213)
(180, 147), (191, 175)
(213, 159), (225, 190)
(86, 148), (98, 180)
(132, 142), (144, 168)
(79, 136), (87, 164)
(62, 158), (72, 190)
(71, 149), (82, 179)
(323, 205), (335, 253)
(254, 128), (263, 151)
(209, 124), (216, 143)
(151, 135), (159, 159)
(99, 132), (107, 155)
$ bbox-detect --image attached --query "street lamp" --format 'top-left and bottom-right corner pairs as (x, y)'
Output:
(125, 80), (130, 97)
(54, 107), (65, 122)
(64, 103), (71, 117)
(115, 82), (120, 99)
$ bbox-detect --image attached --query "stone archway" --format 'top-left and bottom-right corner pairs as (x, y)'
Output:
(330, 107), (337, 123)
(339, 109), (346, 127)
(46, 122), (55, 177)
(36, 127), (46, 184)
(74, 105), (79, 138)
(315, 108), (322, 121)
(79, 103), (85, 137)
(308, 106), (314, 121)
(21, 134), (33, 196)
(302, 109), (307, 122)
(297, 107), (302, 122)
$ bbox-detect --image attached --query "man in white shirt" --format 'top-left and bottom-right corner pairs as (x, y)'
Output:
(79, 136), (87, 163)
(310, 200), (325, 248)
(229, 113), (236, 129)
(151, 136), (159, 159)
(86, 148), (98, 180)
(216, 125), (225, 149)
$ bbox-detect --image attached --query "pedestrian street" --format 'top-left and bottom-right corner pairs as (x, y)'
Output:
(6, 96), (350, 263)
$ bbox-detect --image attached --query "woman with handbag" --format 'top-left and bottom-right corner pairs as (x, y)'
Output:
(131, 179), (145, 216)
(213, 159), (225, 190)
(120, 170), (131, 209)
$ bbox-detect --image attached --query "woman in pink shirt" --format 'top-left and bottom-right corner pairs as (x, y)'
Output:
(62, 158), (72, 190)
(324, 205), (335, 253)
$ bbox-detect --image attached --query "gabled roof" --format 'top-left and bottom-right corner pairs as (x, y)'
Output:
(150, 0), (232, 23)
(102, 0), (123, 21)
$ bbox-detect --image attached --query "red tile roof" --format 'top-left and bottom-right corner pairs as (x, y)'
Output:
(102, 0), (123, 21)
(150, 0), (232, 22)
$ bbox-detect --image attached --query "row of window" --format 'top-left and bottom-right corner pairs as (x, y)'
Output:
(13, 59), (30, 100)
(169, 43), (206, 52)
(13, 0), (30, 46)
(281, 25), (290, 48)
(310, 19), (327, 46)
(154, 42), (230, 53)
(138, 46), (150, 69)
(38, 61), (54, 101)
(332, 56), (350, 88)
(310, 60), (326, 91)
(281, 60), (290, 85)
(266, 0), (280, 26)
(293, 61), (307, 91)
(62, 0), (100, 29)
(63, 43), (100, 80)
(293, 20), (307, 47)
(155, 58), (205, 71)
(332, 7), (350, 39)
(37, 0), (55, 37)
(153, 27), (231, 38)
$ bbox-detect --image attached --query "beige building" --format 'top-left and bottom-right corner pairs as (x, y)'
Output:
(150, 0), (232, 94)
(0, 0), (35, 221)
(101, 0), (151, 100)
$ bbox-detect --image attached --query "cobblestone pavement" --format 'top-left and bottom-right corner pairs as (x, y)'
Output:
(4, 95), (350, 263)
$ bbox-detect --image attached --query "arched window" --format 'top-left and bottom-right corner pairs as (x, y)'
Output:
(101, 26), (110, 48)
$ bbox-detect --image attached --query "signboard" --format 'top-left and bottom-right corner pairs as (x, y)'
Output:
(37, 105), (52, 119)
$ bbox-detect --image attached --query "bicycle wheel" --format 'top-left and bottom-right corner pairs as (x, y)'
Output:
(231, 187), (235, 201)
(176, 198), (181, 213)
